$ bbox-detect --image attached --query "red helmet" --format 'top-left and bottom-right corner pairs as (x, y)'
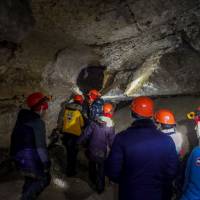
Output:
(26, 92), (49, 111)
(73, 94), (84, 104)
(103, 103), (113, 114)
(131, 96), (154, 117)
(103, 103), (113, 118)
(154, 109), (176, 125)
(88, 89), (101, 101)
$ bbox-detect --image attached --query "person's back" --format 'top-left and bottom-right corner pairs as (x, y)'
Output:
(154, 109), (185, 157)
(10, 92), (51, 200)
(10, 108), (46, 175)
(58, 94), (85, 177)
(62, 101), (84, 136)
(85, 117), (114, 161)
(79, 102), (115, 193)
(89, 98), (104, 121)
(85, 89), (104, 121)
(106, 119), (178, 200)
(106, 96), (179, 200)
(181, 147), (200, 200)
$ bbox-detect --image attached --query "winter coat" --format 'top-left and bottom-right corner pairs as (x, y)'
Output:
(181, 146), (200, 200)
(78, 116), (115, 162)
(89, 98), (104, 121)
(105, 119), (179, 200)
(10, 109), (50, 177)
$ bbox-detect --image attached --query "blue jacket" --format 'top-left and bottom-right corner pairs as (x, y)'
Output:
(106, 119), (179, 200)
(89, 98), (104, 121)
(181, 147), (200, 200)
(10, 109), (50, 177)
(78, 116), (115, 162)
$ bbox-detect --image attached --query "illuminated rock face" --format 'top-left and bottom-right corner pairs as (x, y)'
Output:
(0, 0), (200, 148)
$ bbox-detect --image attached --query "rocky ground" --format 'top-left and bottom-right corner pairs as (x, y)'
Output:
(0, 95), (200, 199)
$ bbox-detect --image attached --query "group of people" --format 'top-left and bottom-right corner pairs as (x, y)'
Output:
(9, 89), (200, 200)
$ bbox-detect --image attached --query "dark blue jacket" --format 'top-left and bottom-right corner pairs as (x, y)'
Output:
(181, 147), (200, 200)
(89, 98), (104, 121)
(10, 109), (50, 177)
(106, 119), (179, 200)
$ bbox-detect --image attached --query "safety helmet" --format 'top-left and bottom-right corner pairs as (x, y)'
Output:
(26, 92), (49, 111)
(73, 94), (84, 104)
(103, 103), (113, 114)
(131, 96), (154, 118)
(103, 103), (113, 118)
(154, 109), (176, 125)
(88, 89), (101, 101)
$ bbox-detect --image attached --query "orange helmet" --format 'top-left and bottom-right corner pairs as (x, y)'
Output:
(103, 103), (113, 114)
(154, 109), (176, 125)
(26, 92), (49, 111)
(73, 94), (84, 104)
(88, 89), (101, 101)
(131, 96), (154, 118)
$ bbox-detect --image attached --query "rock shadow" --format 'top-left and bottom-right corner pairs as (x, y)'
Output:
(77, 65), (106, 94)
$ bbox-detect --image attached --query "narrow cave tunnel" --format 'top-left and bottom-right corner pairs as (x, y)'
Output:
(77, 65), (106, 94)
(0, 0), (200, 200)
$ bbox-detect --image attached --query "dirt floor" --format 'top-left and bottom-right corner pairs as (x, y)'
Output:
(0, 96), (200, 200)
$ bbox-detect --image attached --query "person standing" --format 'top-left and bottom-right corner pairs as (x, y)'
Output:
(181, 107), (200, 200)
(79, 103), (115, 193)
(106, 96), (179, 200)
(57, 94), (85, 177)
(154, 109), (185, 157)
(10, 92), (51, 200)
(83, 89), (104, 123)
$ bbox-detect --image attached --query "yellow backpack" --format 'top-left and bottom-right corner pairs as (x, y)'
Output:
(62, 109), (84, 136)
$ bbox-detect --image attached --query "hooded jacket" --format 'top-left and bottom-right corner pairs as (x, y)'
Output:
(105, 119), (179, 200)
(10, 109), (50, 177)
(78, 116), (115, 162)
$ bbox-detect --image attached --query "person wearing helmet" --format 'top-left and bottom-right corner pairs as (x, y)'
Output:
(78, 102), (115, 193)
(181, 107), (200, 200)
(84, 89), (104, 122)
(10, 92), (51, 200)
(106, 96), (179, 200)
(56, 94), (85, 177)
(154, 109), (184, 157)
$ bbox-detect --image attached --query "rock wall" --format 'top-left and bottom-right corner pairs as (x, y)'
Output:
(0, 0), (200, 148)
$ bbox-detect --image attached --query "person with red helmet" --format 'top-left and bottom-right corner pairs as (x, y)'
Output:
(154, 109), (184, 157)
(78, 102), (115, 193)
(10, 92), (51, 200)
(83, 89), (104, 122)
(106, 96), (179, 200)
(56, 94), (85, 177)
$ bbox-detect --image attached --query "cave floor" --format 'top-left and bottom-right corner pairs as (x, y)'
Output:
(0, 173), (116, 200)
(1, 96), (200, 200)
